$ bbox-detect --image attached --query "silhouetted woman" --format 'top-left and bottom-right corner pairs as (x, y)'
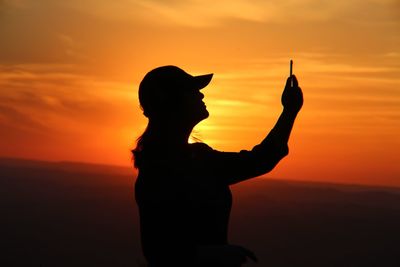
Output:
(132, 66), (303, 267)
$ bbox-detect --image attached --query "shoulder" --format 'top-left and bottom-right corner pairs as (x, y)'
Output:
(189, 143), (214, 153)
(189, 142), (213, 151)
(188, 142), (215, 159)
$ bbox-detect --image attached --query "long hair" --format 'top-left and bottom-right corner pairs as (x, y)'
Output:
(131, 117), (167, 168)
(132, 119), (202, 168)
(132, 120), (152, 169)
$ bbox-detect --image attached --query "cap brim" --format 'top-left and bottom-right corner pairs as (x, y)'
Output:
(193, 73), (213, 90)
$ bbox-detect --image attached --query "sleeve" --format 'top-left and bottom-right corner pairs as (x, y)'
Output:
(194, 139), (289, 185)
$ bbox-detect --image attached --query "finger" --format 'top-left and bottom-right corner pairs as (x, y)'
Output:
(298, 86), (303, 95)
(247, 251), (258, 262)
(285, 76), (291, 88)
(292, 74), (298, 88)
(241, 247), (258, 262)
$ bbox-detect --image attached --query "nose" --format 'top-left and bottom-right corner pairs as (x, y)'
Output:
(199, 91), (204, 100)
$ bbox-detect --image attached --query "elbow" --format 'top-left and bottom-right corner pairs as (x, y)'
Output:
(281, 144), (289, 158)
(237, 144), (290, 180)
(270, 144), (289, 162)
(277, 144), (289, 163)
(264, 145), (289, 172)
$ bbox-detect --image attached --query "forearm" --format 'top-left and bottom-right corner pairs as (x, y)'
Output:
(262, 108), (299, 147)
(262, 73), (303, 147)
(226, 110), (298, 183)
(212, 76), (302, 185)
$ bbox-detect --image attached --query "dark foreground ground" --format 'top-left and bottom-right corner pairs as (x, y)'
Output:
(1, 158), (400, 267)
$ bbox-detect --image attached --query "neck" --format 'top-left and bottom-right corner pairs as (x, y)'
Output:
(147, 118), (195, 148)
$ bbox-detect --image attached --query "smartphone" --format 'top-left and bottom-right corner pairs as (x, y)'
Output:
(290, 59), (293, 87)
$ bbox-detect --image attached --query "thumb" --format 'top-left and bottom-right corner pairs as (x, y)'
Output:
(291, 74), (299, 88)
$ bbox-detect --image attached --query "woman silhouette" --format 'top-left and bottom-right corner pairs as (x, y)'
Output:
(133, 65), (303, 267)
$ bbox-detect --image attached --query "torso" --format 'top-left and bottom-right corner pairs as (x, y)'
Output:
(135, 143), (232, 257)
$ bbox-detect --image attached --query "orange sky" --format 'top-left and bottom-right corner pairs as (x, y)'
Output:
(1, 0), (399, 187)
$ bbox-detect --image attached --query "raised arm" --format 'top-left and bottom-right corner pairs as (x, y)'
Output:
(260, 75), (303, 152)
(208, 75), (303, 185)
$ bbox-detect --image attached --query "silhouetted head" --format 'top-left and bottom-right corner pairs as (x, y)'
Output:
(139, 65), (213, 126)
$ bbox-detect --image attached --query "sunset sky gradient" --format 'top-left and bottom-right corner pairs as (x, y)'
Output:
(1, 0), (399, 186)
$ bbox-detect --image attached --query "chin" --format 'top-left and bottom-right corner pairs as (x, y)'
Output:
(201, 109), (209, 120)
(193, 110), (209, 125)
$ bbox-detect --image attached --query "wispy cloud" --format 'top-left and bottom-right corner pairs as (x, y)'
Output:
(57, 33), (85, 59)
(0, 64), (138, 138)
(2, 0), (30, 9)
(60, 0), (400, 27)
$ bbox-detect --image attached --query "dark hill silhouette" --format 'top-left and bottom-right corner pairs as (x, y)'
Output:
(0, 157), (134, 176)
(1, 158), (399, 266)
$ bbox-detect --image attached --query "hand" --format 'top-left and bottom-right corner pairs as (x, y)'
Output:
(196, 244), (258, 266)
(281, 75), (303, 114)
(218, 244), (258, 266)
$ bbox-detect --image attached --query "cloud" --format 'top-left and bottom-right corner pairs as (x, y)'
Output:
(59, 0), (400, 27)
(0, 103), (49, 133)
(0, 61), (146, 164)
(0, 0), (399, 167)
(2, 0), (30, 9)
(0, 64), (138, 138)
(57, 33), (84, 58)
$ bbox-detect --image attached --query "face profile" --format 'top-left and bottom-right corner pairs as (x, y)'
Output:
(177, 87), (209, 126)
